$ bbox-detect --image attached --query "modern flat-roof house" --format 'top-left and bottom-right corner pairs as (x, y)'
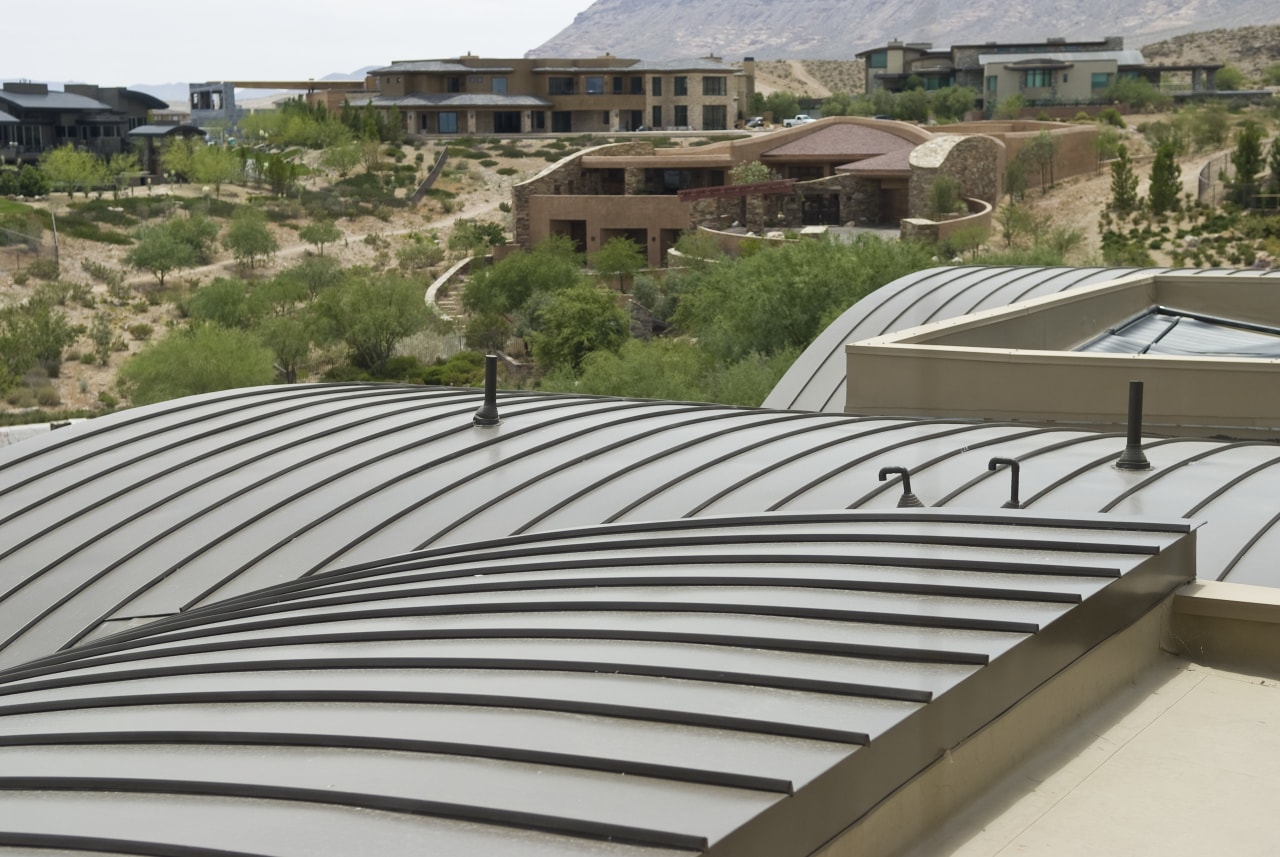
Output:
(349, 54), (754, 136)
(2, 262), (1280, 854)
(0, 82), (166, 161)
(857, 36), (1222, 113)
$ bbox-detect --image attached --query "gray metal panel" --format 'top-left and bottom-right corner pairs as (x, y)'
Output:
(0, 511), (1192, 857)
(1, 386), (1278, 675)
(762, 266), (1280, 413)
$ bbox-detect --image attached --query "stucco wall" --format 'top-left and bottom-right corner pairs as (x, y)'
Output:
(948, 120), (1099, 186)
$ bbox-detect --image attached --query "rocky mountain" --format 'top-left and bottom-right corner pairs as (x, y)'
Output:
(529, 0), (1280, 61)
(1142, 24), (1280, 78)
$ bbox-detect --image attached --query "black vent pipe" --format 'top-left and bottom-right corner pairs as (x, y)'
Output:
(987, 457), (1022, 509)
(1115, 380), (1151, 470)
(878, 466), (924, 508)
(472, 354), (501, 427)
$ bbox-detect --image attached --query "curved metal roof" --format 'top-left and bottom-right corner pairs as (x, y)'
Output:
(0, 383), (1277, 676)
(0, 509), (1191, 856)
(763, 266), (1280, 413)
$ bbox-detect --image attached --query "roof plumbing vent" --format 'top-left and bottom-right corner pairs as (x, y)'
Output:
(1115, 380), (1151, 471)
(879, 466), (924, 508)
(987, 458), (1022, 508)
(472, 354), (501, 427)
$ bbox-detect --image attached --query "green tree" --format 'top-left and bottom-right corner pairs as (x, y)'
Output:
(298, 220), (343, 255)
(928, 174), (962, 219)
(763, 91), (800, 123)
(673, 234), (937, 365)
(529, 284), (629, 372)
(105, 151), (141, 199)
(819, 92), (858, 116)
(995, 204), (1033, 247)
(1004, 157), (1027, 202)
(929, 86), (977, 122)
(1022, 130), (1060, 191)
(728, 160), (778, 185)
(1214, 65), (1245, 91)
(314, 272), (438, 372)
(222, 207), (278, 268)
(39, 144), (105, 198)
(1110, 144), (1139, 214)
(89, 312), (114, 366)
(893, 88), (929, 122)
(1147, 143), (1181, 215)
(118, 324), (277, 405)
(448, 219), (506, 256)
(0, 299), (75, 384)
(461, 235), (586, 320)
(189, 144), (243, 196)
(17, 164), (49, 198)
(185, 277), (256, 328)
(125, 222), (199, 287)
(993, 95), (1024, 120)
(322, 140), (363, 177)
(1230, 122), (1265, 206)
(590, 236), (647, 290)
(169, 214), (221, 264)
(254, 314), (312, 383)
(1105, 76), (1171, 111)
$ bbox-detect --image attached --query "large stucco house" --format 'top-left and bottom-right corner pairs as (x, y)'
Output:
(512, 116), (1098, 268)
(857, 36), (1223, 114)
(347, 54), (754, 136)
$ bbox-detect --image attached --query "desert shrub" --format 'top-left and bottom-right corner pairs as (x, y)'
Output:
(127, 323), (153, 340)
(497, 167), (518, 176)
(25, 258), (60, 281)
(1098, 107), (1125, 128)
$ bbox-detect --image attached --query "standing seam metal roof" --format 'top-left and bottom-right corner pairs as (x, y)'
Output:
(0, 384), (1272, 676)
(762, 266), (1280, 413)
(0, 510), (1192, 856)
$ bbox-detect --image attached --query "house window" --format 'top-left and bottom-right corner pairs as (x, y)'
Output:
(652, 105), (662, 127)
(551, 111), (572, 132)
(603, 111), (611, 125)
(1091, 72), (1112, 89)
(987, 76), (997, 92)
(586, 76), (605, 95)
(468, 75), (484, 87)
(492, 78), (507, 95)
(447, 77), (461, 93)
(702, 76), (727, 96)
(868, 51), (888, 69)
(493, 111), (520, 133)
(1024, 69), (1052, 88)
(613, 76), (624, 94)
(631, 76), (644, 94)
(674, 76), (688, 96)
(674, 104), (688, 126)
(438, 112), (458, 133)
(548, 77), (575, 95)
(651, 76), (662, 96)
(702, 104), (727, 130)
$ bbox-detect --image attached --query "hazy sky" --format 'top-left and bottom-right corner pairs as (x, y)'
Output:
(4, 0), (591, 86)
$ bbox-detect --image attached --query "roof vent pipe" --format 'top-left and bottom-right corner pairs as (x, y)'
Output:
(472, 354), (501, 427)
(987, 457), (1022, 508)
(1115, 380), (1151, 470)
(879, 466), (924, 508)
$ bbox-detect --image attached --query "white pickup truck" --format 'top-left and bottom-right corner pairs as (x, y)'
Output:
(783, 114), (817, 127)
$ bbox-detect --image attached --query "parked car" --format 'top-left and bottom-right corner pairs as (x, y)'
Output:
(745, 116), (765, 128)
(783, 114), (817, 127)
